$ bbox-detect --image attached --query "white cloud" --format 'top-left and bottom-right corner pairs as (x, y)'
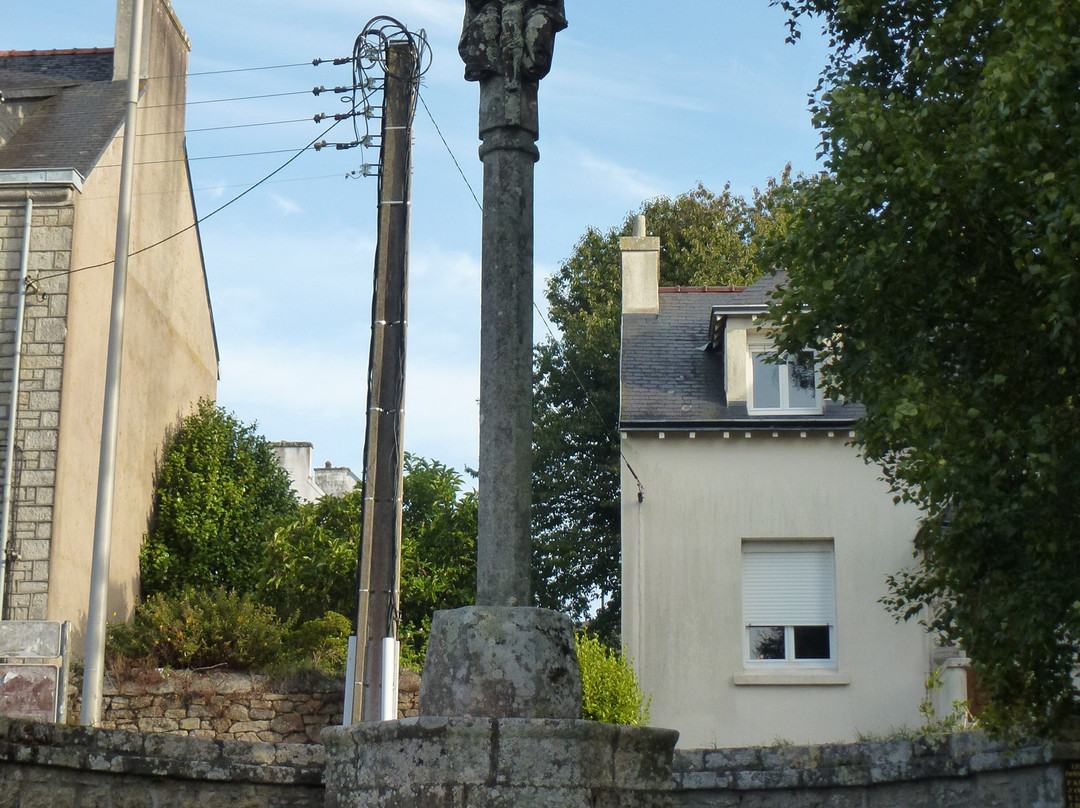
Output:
(270, 193), (303, 215)
(568, 147), (664, 204)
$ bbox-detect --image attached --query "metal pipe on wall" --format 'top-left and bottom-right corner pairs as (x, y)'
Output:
(0, 196), (33, 619)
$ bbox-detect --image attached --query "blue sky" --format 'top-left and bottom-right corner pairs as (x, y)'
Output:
(10, 1), (830, 479)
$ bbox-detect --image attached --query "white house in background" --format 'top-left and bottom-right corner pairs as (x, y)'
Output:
(271, 441), (359, 503)
(618, 218), (968, 748)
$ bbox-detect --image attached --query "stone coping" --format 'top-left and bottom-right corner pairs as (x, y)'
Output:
(0, 715), (325, 785)
(673, 731), (1080, 791)
(323, 716), (680, 792)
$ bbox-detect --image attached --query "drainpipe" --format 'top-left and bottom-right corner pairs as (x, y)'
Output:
(0, 196), (32, 619)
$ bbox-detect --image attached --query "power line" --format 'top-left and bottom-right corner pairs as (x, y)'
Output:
(140, 117), (315, 137)
(31, 118), (346, 284)
(417, 90), (481, 213)
(142, 89), (315, 110)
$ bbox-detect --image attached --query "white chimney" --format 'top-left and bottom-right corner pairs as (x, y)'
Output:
(620, 214), (660, 315)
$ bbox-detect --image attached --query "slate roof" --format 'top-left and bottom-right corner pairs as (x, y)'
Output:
(0, 49), (126, 177)
(620, 273), (863, 430)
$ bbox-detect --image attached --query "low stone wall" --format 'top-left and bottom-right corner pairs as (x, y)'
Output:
(0, 715), (324, 808)
(674, 732), (1076, 807)
(1, 712), (1076, 807)
(66, 668), (421, 743)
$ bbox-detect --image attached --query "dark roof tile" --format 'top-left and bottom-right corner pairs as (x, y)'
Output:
(620, 272), (862, 428)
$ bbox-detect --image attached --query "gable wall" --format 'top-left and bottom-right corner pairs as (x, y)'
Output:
(48, 0), (217, 647)
(621, 429), (927, 748)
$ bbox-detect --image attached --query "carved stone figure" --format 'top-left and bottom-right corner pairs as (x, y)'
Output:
(460, 0), (567, 86)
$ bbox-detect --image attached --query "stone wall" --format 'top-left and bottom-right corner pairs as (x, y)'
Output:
(673, 732), (1075, 807)
(0, 716), (323, 808)
(0, 197), (73, 621)
(67, 668), (421, 743)
(0, 715), (1076, 808)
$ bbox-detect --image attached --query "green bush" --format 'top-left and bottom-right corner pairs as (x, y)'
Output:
(107, 587), (285, 670)
(258, 492), (363, 625)
(575, 632), (650, 725)
(279, 611), (352, 675)
(140, 399), (299, 597)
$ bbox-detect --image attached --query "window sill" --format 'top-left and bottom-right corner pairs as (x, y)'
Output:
(733, 671), (850, 687)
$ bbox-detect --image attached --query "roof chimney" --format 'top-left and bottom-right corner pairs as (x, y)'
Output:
(620, 215), (660, 315)
(113, 0), (153, 81)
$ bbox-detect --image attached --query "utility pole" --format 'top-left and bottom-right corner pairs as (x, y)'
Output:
(82, 0), (145, 727)
(350, 39), (417, 724)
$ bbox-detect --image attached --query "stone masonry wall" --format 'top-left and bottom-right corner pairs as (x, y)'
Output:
(0, 198), (72, 621)
(0, 716), (324, 808)
(673, 732), (1075, 807)
(67, 668), (421, 744)
(0, 715), (1076, 808)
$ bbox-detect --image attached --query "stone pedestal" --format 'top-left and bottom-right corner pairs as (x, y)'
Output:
(419, 606), (581, 719)
(322, 716), (679, 808)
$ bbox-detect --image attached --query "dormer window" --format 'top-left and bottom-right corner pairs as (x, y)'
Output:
(747, 338), (822, 415)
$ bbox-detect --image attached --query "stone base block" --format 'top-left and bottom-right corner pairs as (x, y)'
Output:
(420, 606), (581, 719)
(322, 716), (679, 808)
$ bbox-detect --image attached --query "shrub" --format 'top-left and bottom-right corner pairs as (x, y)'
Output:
(140, 399), (298, 597)
(107, 586), (285, 670)
(279, 611), (352, 675)
(258, 492), (363, 624)
(575, 632), (650, 725)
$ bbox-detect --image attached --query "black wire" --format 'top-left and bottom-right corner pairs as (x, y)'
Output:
(96, 148), (309, 168)
(31, 118), (346, 284)
(417, 91), (482, 213)
(140, 117), (314, 137)
(141, 89), (314, 109)
(533, 298), (646, 500)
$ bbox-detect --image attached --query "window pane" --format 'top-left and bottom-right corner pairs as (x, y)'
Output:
(793, 626), (831, 659)
(786, 354), (817, 410)
(752, 353), (781, 409)
(749, 626), (785, 660)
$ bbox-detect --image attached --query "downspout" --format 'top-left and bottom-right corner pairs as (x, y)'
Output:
(0, 197), (32, 619)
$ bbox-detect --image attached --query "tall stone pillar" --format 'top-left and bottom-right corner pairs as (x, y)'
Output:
(417, 0), (578, 721)
(465, 0), (565, 608)
(321, 7), (679, 803)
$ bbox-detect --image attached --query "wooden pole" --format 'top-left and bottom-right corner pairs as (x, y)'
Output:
(351, 40), (416, 724)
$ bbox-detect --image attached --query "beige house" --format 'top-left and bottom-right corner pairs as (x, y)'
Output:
(618, 223), (966, 748)
(0, 0), (218, 643)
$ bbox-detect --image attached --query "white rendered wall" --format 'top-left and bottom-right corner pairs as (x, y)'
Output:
(621, 430), (928, 748)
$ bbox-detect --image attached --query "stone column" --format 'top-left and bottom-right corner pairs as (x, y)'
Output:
(463, 0), (566, 608)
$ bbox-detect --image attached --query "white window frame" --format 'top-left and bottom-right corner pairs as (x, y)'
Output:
(746, 335), (823, 415)
(742, 540), (837, 669)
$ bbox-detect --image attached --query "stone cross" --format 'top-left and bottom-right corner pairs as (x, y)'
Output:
(461, 0), (566, 607)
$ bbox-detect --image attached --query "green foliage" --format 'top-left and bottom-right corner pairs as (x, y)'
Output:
(533, 178), (797, 637)
(259, 491), (364, 624)
(767, 0), (1080, 732)
(255, 453), (476, 668)
(575, 632), (650, 725)
(279, 611), (352, 675)
(107, 586), (285, 670)
(140, 399), (298, 596)
(399, 455), (477, 667)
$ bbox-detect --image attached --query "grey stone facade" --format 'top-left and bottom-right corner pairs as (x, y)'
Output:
(0, 199), (71, 621)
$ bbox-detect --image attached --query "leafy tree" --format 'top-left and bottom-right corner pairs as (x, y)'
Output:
(259, 490), (365, 624)
(533, 178), (796, 639)
(766, 0), (1080, 732)
(256, 454), (476, 667)
(140, 399), (298, 596)
(399, 456), (477, 666)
